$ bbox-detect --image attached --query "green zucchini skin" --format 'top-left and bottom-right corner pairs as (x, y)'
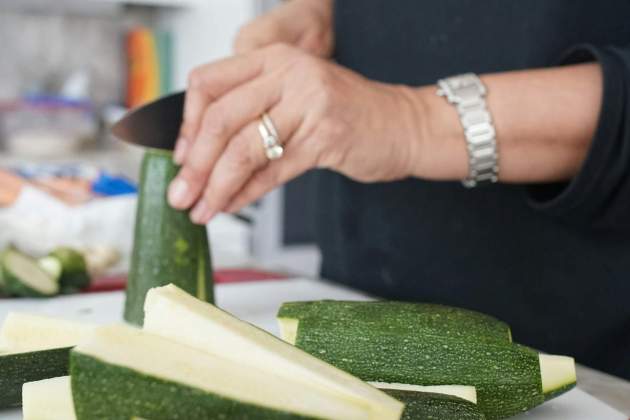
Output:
(49, 247), (91, 293)
(278, 301), (511, 343)
(70, 352), (314, 420)
(294, 319), (543, 420)
(0, 347), (71, 408)
(124, 149), (214, 325)
(383, 390), (486, 420)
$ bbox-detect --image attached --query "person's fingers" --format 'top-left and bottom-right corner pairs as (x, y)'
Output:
(223, 137), (314, 215)
(189, 103), (302, 224)
(168, 72), (282, 210)
(174, 52), (267, 165)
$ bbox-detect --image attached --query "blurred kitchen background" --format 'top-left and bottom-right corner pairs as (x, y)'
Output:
(0, 0), (321, 280)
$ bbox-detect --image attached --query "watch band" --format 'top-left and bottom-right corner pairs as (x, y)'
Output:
(437, 73), (499, 188)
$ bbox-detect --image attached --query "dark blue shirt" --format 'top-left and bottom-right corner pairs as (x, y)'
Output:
(316, 0), (630, 380)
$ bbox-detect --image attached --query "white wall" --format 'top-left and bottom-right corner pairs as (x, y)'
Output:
(160, 0), (260, 90)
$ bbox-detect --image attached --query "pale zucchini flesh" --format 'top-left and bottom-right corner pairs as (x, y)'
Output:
(143, 284), (403, 420)
(539, 354), (577, 394)
(370, 382), (477, 404)
(71, 324), (393, 420)
(22, 376), (76, 420)
(1, 249), (59, 296)
(0, 312), (94, 352)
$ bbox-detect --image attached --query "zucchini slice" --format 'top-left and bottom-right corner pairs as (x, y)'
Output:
(0, 313), (94, 408)
(124, 149), (214, 325)
(384, 390), (486, 420)
(1, 248), (59, 297)
(70, 324), (402, 420)
(277, 300), (512, 344)
(370, 382), (477, 404)
(143, 284), (403, 420)
(23, 376), (76, 420)
(0, 348), (70, 408)
(47, 247), (91, 293)
(0, 312), (94, 351)
(288, 317), (576, 419)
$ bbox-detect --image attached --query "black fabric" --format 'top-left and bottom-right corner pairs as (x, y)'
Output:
(315, 0), (630, 380)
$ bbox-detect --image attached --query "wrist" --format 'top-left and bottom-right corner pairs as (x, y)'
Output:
(405, 85), (470, 181)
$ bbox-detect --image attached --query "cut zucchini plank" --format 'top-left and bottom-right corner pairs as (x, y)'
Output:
(0, 313), (95, 408)
(383, 390), (486, 420)
(124, 149), (214, 325)
(143, 284), (403, 419)
(277, 300), (512, 345)
(370, 383), (477, 404)
(0, 313), (94, 351)
(1, 248), (59, 297)
(23, 376), (76, 420)
(71, 324), (404, 420)
(0, 347), (70, 408)
(540, 354), (578, 400)
(47, 247), (91, 293)
(290, 319), (576, 420)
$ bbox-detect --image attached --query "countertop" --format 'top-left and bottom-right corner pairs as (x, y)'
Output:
(0, 278), (628, 419)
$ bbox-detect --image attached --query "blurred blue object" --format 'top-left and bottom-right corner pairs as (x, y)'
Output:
(92, 173), (137, 196)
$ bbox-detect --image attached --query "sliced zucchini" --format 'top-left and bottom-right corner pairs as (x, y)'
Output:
(71, 324), (403, 420)
(1, 248), (59, 297)
(143, 284), (403, 420)
(23, 376), (76, 420)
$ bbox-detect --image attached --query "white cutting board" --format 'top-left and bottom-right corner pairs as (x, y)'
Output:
(0, 278), (626, 420)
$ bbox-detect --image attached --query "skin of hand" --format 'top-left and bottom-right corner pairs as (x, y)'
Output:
(168, 3), (603, 226)
(233, 0), (334, 57)
(167, 43), (425, 224)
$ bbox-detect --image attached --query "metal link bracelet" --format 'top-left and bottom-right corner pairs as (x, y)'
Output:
(437, 73), (499, 188)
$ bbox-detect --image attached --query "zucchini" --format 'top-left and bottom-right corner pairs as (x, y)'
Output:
(0, 348), (70, 408)
(124, 149), (214, 325)
(288, 318), (576, 419)
(0, 313), (94, 351)
(0, 313), (94, 408)
(384, 390), (486, 420)
(1, 247), (59, 297)
(47, 247), (91, 293)
(143, 284), (403, 419)
(370, 383), (477, 404)
(277, 300), (512, 345)
(22, 376), (76, 420)
(70, 324), (403, 420)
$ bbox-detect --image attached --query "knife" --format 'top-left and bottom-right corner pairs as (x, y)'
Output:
(111, 92), (185, 150)
(111, 92), (255, 224)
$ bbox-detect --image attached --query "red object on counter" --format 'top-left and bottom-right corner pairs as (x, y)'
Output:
(87, 269), (289, 293)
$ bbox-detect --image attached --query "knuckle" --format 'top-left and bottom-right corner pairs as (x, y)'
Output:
(187, 68), (204, 89)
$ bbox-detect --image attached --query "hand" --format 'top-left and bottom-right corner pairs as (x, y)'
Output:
(234, 0), (334, 57)
(167, 44), (425, 224)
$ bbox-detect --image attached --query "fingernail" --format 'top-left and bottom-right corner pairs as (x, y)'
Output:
(168, 178), (188, 207)
(190, 200), (214, 224)
(173, 138), (188, 164)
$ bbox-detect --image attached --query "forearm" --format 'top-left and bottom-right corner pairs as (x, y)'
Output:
(407, 63), (603, 183)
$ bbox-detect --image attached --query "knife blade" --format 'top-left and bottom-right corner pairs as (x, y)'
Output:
(111, 92), (185, 150)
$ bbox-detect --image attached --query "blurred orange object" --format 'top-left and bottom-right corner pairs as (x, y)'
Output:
(0, 170), (25, 207)
(126, 28), (161, 109)
(0, 170), (93, 207)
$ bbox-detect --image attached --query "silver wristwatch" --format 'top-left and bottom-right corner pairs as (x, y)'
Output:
(437, 73), (499, 188)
